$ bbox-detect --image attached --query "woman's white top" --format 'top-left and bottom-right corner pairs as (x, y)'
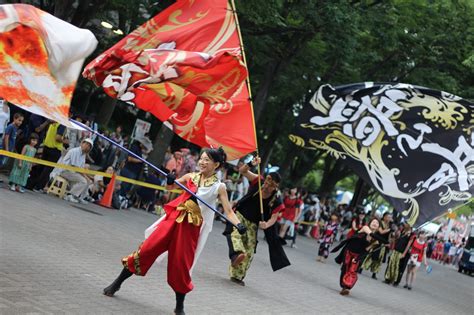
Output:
(144, 172), (224, 274)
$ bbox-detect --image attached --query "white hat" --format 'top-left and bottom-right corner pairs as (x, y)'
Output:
(82, 138), (94, 147)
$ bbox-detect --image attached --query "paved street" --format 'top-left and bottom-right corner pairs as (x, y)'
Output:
(0, 185), (473, 315)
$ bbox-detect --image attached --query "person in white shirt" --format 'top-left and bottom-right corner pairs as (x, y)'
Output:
(0, 99), (10, 142)
(60, 138), (93, 203)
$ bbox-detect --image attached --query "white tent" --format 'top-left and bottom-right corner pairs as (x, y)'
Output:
(420, 222), (441, 235)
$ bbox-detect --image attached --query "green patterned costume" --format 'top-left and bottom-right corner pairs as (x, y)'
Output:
(228, 213), (257, 280)
(224, 176), (289, 282)
(362, 246), (386, 274)
(384, 250), (402, 282)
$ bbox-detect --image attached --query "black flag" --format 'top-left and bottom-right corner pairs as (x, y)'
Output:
(290, 82), (473, 225)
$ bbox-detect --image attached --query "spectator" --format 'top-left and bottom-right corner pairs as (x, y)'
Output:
(26, 113), (50, 144)
(165, 150), (183, 174)
(30, 121), (68, 192)
(453, 240), (464, 267)
(442, 239), (452, 265)
(102, 126), (123, 169)
(178, 148), (196, 177)
(115, 134), (130, 169)
(0, 112), (24, 168)
(136, 169), (162, 212)
(60, 138), (94, 203)
(447, 240), (457, 265)
(110, 125), (124, 146)
(90, 166), (115, 200)
(8, 132), (38, 192)
(426, 236), (435, 259)
(234, 176), (244, 202)
(119, 139), (146, 197)
(67, 115), (83, 149)
(0, 98), (9, 141)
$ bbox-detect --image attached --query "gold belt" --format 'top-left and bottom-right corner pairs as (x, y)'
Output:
(176, 199), (203, 226)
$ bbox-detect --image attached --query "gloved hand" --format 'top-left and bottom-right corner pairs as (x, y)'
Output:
(189, 193), (198, 204)
(166, 171), (176, 185)
(236, 223), (247, 235)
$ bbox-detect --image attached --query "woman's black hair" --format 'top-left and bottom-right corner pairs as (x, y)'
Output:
(368, 216), (382, 227)
(29, 132), (39, 141)
(202, 147), (227, 167)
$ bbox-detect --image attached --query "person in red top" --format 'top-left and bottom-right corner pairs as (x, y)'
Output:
(346, 211), (366, 239)
(404, 231), (428, 290)
(278, 187), (303, 241)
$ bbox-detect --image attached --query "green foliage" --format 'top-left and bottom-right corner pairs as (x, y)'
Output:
(302, 170), (323, 193)
(237, 0), (474, 196)
(453, 200), (474, 217)
(15, 0), (472, 199)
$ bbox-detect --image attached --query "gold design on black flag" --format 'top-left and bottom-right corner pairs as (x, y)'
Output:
(292, 83), (474, 225)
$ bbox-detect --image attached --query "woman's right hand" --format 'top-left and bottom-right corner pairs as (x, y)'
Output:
(361, 225), (372, 234)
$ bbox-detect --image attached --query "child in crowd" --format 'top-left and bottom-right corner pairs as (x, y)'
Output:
(317, 213), (339, 262)
(8, 133), (38, 192)
(0, 112), (24, 167)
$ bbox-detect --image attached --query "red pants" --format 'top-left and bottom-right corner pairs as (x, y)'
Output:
(122, 208), (201, 294)
(340, 250), (361, 290)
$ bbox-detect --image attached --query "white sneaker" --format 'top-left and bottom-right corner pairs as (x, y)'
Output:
(64, 194), (79, 203)
(84, 196), (95, 202)
(18, 187), (25, 193)
(9, 184), (16, 191)
(79, 198), (88, 205)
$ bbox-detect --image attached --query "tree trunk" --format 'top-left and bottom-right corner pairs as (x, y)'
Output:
(254, 32), (314, 122)
(317, 158), (352, 198)
(70, 0), (92, 27)
(349, 177), (370, 209)
(96, 97), (116, 126)
(253, 61), (281, 122)
(147, 123), (174, 168)
(78, 87), (98, 114)
(259, 124), (280, 168)
(285, 150), (321, 185)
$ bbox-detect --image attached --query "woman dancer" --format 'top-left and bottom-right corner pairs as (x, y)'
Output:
(102, 148), (246, 315)
(361, 212), (392, 279)
(278, 187), (302, 243)
(316, 213), (339, 262)
(332, 217), (387, 295)
(404, 232), (428, 290)
(346, 210), (366, 239)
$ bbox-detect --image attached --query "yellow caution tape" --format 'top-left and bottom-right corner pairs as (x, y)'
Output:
(296, 221), (319, 226)
(0, 149), (182, 193)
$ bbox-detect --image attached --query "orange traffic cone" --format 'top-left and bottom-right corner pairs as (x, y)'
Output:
(98, 173), (116, 208)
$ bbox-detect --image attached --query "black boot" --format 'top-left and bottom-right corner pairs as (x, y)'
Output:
(103, 268), (133, 297)
(371, 273), (377, 280)
(174, 292), (186, 315)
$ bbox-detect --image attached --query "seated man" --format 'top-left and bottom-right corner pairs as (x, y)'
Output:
(57, 138), (93, 203)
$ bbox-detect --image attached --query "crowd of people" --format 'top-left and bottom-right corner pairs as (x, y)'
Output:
(0, 102), (199, 209)
(1, 100), (470, 313)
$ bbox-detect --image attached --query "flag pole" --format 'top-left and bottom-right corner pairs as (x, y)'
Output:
(230, 0), (266, 221)
(69, 119), (239, 229)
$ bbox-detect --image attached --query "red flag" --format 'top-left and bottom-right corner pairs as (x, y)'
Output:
(83, 0), (256, 160)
